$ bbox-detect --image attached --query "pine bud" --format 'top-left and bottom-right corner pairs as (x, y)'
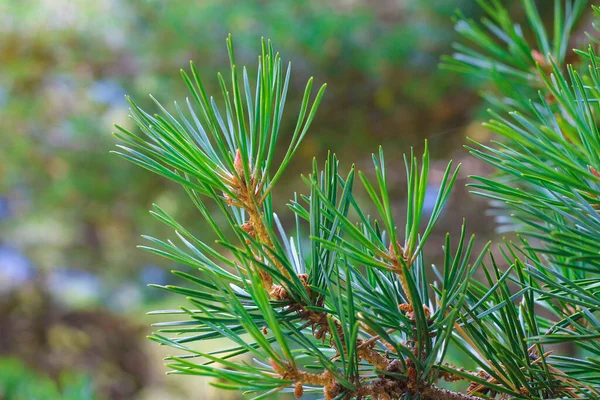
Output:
(294, 382), (304, 398)
(531, 49), (546, 65)
(234, 149), (244, 179)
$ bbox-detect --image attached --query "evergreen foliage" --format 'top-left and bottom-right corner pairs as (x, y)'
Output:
(115, 1), (600, 398)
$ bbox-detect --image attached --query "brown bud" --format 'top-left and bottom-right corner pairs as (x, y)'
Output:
(423, 304), (431, 315)
(241, 221), (255, 237)
(269, 285), (289, 301)
(298, 273), (309, 285)
(407, 366), (417, 389)
(315, 329), (324, 340)
(398, 303), (412, 313)
(294, 382), (304, 398)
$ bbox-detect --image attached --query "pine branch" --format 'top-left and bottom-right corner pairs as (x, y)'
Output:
(115, 41), (487, 396)
(114, 2), (600, 398)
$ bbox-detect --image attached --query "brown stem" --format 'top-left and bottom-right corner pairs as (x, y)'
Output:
(359, 322), (397, 353)
(334, 374), (485, 400)
(247, 207), (280, 287)
(387, 242), (413, 310)
(421, 385), (484, 400)
(229, 149), (293, 290)
(356, 339), (390, 371)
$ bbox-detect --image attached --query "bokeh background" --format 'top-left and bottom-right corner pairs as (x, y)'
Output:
(0, 0), (548, 398)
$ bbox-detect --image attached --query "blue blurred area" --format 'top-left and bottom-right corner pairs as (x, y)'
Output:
(88, 80), (127, 107)
(46, 268), (103, 307)
(0, 246), (34, 292)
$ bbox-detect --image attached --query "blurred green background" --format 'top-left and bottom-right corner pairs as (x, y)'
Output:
(0, 0), (538, 398)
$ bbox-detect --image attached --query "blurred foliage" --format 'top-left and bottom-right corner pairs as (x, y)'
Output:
(0, 357), (96, 400)
(0, 0), (488, 284)
(0, 283), (150, 399)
